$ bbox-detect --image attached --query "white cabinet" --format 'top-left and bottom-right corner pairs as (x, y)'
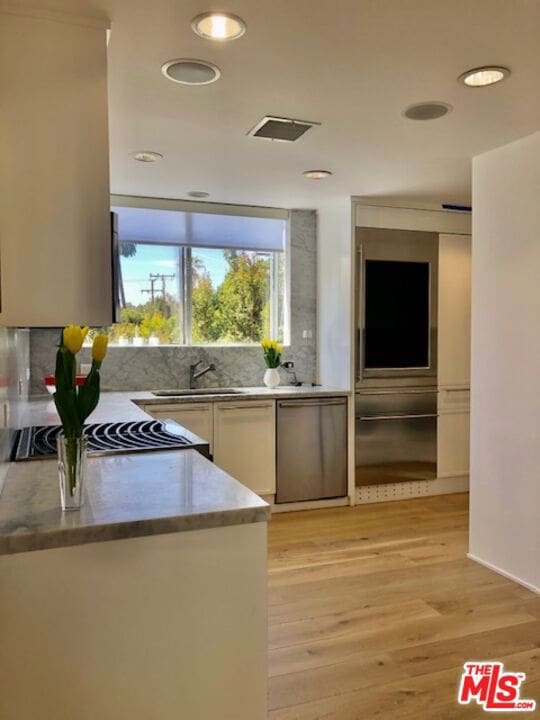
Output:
(0, 10), (112, 327)
(437, 234), (471, 480)
(142, 399), (277, 496)
(213, 401), (276, 496)
(437, 389), (470, 478)
(438, 234), (472, 387)
(146, 403), (213, 451)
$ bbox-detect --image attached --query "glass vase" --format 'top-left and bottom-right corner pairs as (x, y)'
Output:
(57, 435), (87, 510)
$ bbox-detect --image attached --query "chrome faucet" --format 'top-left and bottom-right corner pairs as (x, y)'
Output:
(189, 360), (216, 389)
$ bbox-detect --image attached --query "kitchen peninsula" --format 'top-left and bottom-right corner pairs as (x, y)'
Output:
(0, 393), (270, 720)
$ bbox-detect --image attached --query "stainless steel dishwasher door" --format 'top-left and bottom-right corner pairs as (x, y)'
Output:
(276, 398), (348, 503)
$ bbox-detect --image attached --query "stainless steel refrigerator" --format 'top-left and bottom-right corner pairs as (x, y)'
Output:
(355, 227), (439, 487)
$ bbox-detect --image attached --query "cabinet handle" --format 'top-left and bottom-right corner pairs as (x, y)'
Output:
(153, 407), (209, 413)
(172, 407), (208, 412)
(218, 403), (271, 411)
(278, 399), (346, 408)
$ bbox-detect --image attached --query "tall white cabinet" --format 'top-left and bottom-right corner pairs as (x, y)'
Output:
(0, 9), (112, 327)
(437, 233), (472, 481)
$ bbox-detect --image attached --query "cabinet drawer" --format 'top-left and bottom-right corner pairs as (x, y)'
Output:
(145, 403), (213, 451)
(437, 410), (470, 478)
(438, 387), (470, 414)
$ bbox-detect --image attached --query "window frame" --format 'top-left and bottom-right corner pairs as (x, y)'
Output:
(112, 195), (291, 348)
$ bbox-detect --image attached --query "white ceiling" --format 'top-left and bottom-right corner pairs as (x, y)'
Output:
(17, 0), (540, 208)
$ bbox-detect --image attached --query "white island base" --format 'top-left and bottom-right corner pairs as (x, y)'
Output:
(0, 522), (267, 720)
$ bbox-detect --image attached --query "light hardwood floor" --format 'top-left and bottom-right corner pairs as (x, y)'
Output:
(267, 493), (540, 719)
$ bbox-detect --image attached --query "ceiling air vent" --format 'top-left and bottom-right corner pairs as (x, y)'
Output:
(247, 116), (320, 142)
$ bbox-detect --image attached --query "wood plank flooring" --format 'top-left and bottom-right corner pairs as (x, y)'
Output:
(267, 493), (540, 719)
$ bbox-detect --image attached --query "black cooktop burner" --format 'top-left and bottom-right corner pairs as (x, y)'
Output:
(11, 420), (210, 461)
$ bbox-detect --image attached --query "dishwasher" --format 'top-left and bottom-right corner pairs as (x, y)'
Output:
(276, 397), (348, 503)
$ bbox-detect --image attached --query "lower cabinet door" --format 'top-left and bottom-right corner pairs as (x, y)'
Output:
(437, 410), (470, 478)
(147, 403), (213, 452)
(213, 401), (276, 496)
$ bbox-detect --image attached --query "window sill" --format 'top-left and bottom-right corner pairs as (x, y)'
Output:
(87, 343), (290, 350)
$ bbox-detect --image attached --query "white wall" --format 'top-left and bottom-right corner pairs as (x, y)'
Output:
(317, 197), (353, 389)
(470, 131), (540, 593)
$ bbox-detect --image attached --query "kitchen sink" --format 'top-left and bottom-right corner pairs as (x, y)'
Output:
(152, 388), (244, 397)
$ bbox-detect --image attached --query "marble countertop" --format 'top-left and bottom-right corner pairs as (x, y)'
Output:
(130, 384), (350, 407)
(23, 385), (350, 424)
(0, 385), (348, 556)
(0, 450), (269, 555)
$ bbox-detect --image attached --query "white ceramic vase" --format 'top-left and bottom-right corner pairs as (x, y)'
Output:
(263, 368), (280, 389)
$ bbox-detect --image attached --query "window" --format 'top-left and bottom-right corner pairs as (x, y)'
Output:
(110, 199), (289, 346)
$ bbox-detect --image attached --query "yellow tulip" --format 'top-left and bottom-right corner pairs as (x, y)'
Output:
(261, 338), (283, 352)
(63, 325), (89, 355)
(92, 333), (108, 363)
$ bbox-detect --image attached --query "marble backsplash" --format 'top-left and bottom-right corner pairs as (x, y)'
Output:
(0, 328), (30, 493)
(29, 209), (318, 394)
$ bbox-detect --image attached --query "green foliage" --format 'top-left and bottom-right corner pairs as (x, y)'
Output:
(107, 249), (281, 345)
(119, 240), (137, 258)
(105, 296), (179, 344)
(192, 272), (220, 343)
(76, 367), (101, 423)
(54, 349), (102, 439)
(139, 311), (178, 343)
(192, 251), (270, 344)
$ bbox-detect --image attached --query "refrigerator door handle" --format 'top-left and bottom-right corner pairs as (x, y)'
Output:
(356, 412), (438, 422)
(355, 244), (363, 383)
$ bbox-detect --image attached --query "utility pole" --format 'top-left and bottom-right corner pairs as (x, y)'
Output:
(141, 275), (158, 304)
(141, 273), (176, 316)
(153, 273), (175, 302)
(153, 273), (175, 317)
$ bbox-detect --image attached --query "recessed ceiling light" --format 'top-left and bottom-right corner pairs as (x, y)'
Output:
(459, 66), (510, 87)
(131, 151), (163, 162)
(303, 170), (333, 180)
(162, 59), (221, 85)
(403, 102), (452, 121)
(187, 191), (210, 198)
(192, 12), (246, 41)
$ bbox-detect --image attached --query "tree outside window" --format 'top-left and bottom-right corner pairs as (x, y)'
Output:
(105, 203), (288, 346)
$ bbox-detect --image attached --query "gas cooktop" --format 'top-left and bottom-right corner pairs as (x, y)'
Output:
(11, 420), (210, 461)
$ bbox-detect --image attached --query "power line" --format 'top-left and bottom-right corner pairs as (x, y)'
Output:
(141, 273), (176, 306)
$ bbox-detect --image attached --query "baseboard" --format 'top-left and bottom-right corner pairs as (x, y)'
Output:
(467, 553), (540, 595)
(271, 497), (350, 514)
(356, 475), (469, 504)
(436, 471), (468, 480)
